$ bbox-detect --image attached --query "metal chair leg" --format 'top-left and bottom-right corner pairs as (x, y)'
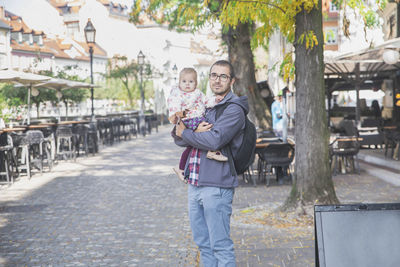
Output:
(266, 165), (272, 186)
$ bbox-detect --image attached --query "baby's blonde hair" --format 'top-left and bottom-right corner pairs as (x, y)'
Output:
(179, 67), (198, 85)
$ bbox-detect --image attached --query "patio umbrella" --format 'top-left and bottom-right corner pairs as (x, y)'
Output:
(34, 78), (94, 90)
(34, 79), (97, 120)
(34, 78), (76, 121)
(0, 69), (50, 125)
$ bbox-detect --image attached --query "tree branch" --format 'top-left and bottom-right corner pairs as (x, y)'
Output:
(234, 0), (286, 13)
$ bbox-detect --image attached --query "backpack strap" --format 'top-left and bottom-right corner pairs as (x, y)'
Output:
(215, 102), (244, 176)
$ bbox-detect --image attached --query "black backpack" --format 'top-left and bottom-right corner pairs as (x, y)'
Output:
(215, 102), (257, 175)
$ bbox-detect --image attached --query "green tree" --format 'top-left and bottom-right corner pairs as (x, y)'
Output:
(106, 56), (141, 107)
(132, 0), (384, 209)
(106, 55), (154, 109)
(0, 83), (26, 121)
(0, 83), (55, 119)
(131, 0), (272, 128)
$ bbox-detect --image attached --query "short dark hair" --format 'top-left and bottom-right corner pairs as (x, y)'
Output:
(210, 60), (235, 78)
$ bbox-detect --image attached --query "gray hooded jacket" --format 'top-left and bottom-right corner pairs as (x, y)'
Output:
(174, 91), (249, 188)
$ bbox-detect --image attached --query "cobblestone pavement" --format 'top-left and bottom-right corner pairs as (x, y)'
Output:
(0, 125), (399, 266)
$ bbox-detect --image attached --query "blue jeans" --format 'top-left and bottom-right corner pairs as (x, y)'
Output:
(188, 185), (236, 267)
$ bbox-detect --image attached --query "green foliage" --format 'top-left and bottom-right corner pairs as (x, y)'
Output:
(332, 0), (387, 29)
(0, 66), (89, 120)
(0, 83), (26, 121)
(105, 55), (155, 108)
(132, 0), (386, 83)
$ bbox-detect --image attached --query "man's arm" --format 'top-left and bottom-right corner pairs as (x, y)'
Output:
(181, 104), (245, 151)
(171, 124), (190, 147)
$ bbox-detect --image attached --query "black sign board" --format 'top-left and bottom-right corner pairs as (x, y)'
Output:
(315, 203), (400, 267)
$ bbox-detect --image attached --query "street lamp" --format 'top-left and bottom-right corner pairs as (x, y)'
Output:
(172, 64), (178, 84)
(383, 46), (399, 65)
(137, 50), (146, 136)
(84, 18), (96, 121)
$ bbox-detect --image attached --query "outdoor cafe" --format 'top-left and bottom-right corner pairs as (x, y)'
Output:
(324, 37), (400, 175)
(0, 70), (160, 186)
(250, 38), (400, 185)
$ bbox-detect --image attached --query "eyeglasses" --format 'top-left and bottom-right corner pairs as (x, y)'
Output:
(209, 73), (231, 82)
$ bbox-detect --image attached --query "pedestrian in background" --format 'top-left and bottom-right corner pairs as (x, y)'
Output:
(271, 90), (283, 137)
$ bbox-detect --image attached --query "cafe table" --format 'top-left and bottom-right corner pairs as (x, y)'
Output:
(0, 127), (26, 134)
(57, 120), (89, 125)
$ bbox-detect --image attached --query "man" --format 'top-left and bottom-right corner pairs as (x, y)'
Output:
(271, 90), (283, 137)
(271, 89), (289, 184)
(174, 60), (248, 266)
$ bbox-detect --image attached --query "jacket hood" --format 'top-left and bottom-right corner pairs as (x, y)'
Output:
(217, 91), (250, 114)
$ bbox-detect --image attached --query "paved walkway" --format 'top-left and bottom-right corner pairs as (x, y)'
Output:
(0, 125), (399, 266)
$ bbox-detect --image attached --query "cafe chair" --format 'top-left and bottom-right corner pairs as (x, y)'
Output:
(112, 118), (122, 143)
(0, 133), (18, 184)
(10, 132), (31, 178)
(103, 119), (114, 145)
(87, 122), (99, 155)
(128, 118), (138, 139)
(330, 136), (360, 175)
(120, 117), (131, 140)
(259, 143), (295, 186)
(74, 124), (89, 157)
(383, 129), (400, 160)
(56, 126), (76, 161)
(26, 130), (47, 174)
(38, 127), (54, 171)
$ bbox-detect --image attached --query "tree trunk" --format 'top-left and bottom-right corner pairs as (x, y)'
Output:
(123, 79), (134, 107)
(284, 0), (338, 209)
(222, 23), (272, 129)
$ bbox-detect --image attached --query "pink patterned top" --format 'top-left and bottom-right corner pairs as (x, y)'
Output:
(167, 86), (217, 119)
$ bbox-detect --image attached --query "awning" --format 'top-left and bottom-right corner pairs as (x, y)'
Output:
(324, 38), (400, 122)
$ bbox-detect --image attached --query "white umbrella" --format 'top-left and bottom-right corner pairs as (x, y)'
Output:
(0, 69), (50, 124)
(34, 78), (76, 121)
(34, 78), (95, 121)
(34, 78), (95, 90)
(34, 78), (76, 90)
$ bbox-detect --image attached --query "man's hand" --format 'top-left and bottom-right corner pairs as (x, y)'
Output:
(176, 120), (187, 137)
(195, 121), (213, 132)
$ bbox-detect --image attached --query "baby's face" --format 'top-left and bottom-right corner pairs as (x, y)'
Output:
(179, 73), (197, 93)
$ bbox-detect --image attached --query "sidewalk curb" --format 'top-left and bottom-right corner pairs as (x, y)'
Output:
(359, 162), (400, 187)
(358, 152), (400, 172)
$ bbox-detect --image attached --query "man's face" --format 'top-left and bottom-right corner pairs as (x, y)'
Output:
(209, 65), (235, 97)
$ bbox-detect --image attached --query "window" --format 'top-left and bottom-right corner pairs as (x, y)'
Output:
(324, 27), (338, 45)
(66, 22), (79, 37)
